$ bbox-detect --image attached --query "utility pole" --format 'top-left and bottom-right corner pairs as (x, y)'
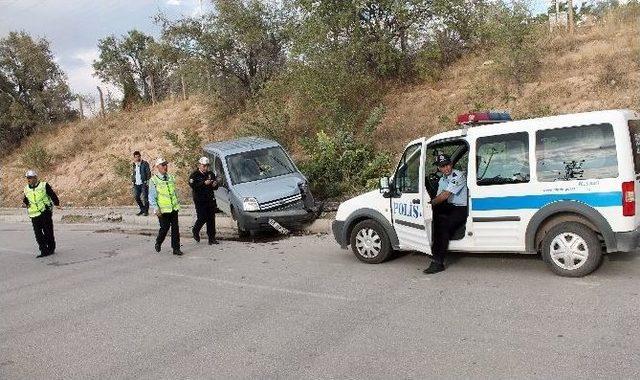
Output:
(77, 95), (84, 119)
(97, 86), (105, 117)
(568, 0), (575, 33)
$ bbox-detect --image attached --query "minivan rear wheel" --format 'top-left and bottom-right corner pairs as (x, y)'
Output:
(350, 219), (392, 264)
(541, 222), (603, 277)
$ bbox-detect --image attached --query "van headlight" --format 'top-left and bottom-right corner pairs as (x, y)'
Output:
(242, 197), (260, 211)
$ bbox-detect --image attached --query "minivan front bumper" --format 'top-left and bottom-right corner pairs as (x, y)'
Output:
(238, 208), (316, 231)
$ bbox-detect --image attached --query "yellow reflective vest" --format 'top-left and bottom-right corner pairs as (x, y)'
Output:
(24, 181), (52, 218)
(151, 174), (180, 213)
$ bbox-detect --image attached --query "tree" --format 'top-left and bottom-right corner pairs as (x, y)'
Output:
(93, 30), (170, 109)
(158, 0), (289, 104)
(0, 31), (75, 154)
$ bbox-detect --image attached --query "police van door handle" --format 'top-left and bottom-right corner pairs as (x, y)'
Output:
(412, 198), (420, 204)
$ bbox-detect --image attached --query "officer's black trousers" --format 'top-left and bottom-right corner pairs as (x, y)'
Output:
(431, 204), (468, 265)
(157, 210), (180, 250)
(193, 201), (216, 241)
(31, 209), (56, 255)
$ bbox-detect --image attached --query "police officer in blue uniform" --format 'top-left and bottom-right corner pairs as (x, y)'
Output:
(425, 154), (468, 274)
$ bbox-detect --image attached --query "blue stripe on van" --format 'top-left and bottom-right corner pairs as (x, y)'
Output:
(471, 192), (622, 211)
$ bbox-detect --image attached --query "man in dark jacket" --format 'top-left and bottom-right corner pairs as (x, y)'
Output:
(189, 156), (219, 245)
(22, 170), (60, 258)
(131, 151), (151, 215)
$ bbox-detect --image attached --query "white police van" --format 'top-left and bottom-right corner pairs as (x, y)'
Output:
(332, 109), (640, 276)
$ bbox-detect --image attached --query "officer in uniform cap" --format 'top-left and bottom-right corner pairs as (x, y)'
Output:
(22, 170), (61, 258)
(425, 154), (468, 274)
(189, 156), (219, 245)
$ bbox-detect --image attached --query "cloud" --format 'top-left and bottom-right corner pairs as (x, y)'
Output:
(166, 0), (182, 5)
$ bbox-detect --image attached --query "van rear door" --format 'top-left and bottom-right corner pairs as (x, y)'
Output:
(627, 120), (640, 218)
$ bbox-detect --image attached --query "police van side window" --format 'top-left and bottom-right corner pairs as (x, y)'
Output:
(395, 143), (421, 193)
(476, 132), (530, 186)
(536, 123), (618, 182)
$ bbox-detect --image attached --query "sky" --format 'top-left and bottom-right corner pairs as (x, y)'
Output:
(0, 0), (212, 104)
(0, 0), (553, 106)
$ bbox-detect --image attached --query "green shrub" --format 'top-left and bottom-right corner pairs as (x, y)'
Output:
(163, 128), (203, 174)
(22, 143), (53, 170)
(299, 105), (391, 199)
(110, 155), (131, 180)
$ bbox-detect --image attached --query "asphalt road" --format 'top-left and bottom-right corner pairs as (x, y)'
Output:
(1, 221), (639, 379)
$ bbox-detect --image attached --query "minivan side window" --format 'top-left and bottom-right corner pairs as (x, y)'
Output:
(395, 143), (421, 194)
(536, 123), (618, 182)
(214, 156), (227, 188)
(476, 132), (530, 186)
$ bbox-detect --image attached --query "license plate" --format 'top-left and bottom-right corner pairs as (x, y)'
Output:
(268, 218), (290, 235)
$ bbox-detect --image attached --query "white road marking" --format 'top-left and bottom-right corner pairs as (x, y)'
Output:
(158, 271), (353, 301)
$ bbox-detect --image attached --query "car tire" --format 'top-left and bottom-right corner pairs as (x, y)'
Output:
(231, 207), (250, 238)
(541, 222), (603, 277)
(349, 219), (392, 264)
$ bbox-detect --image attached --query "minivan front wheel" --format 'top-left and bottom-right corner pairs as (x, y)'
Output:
(231, 207), (250, 238)
(541, 222), (603, 277)
(349, 220), (391, 264)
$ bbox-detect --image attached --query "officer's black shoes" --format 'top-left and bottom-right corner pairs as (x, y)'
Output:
(423, 262), (445, 274)
(192, 228), (200, 243)
(208, 239), (219, 245)
(36, 252), (46, 258)
(173, 249), (184, 256)
(154, 243), (161, 253)
(143, 212), (149, 216)
(136, 211), (144, 216)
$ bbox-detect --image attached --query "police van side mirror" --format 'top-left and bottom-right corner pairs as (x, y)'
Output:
(379, 176), (390, 193)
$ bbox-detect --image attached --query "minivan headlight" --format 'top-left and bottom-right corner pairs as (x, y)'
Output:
(242, 197), (260, 211)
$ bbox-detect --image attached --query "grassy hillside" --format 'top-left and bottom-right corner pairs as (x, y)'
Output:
(1, 13), (638, 207)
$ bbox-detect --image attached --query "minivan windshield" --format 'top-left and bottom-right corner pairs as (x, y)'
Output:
(226, 147), (296, 185)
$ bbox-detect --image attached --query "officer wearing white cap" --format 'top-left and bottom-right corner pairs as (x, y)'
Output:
(189, 156), (219, 245)
(148, 158), (183, 255)
(424, 153), (468, 274)
(22, 170), (61, 258)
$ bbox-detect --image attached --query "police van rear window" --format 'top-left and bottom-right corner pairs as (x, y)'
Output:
(536, 123), (618, 181)
(628, 120), (640, 173)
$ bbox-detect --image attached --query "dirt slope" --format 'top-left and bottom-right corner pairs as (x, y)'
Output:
(1, 14), (638, 207)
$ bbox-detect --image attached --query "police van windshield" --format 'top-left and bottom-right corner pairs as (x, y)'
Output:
(226, 147), (296, 185)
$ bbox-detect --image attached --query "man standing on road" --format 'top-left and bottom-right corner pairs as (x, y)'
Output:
(131, 151), (151, 216)
(148, 158), (183, 256)
(189, 156), (219, 245)
(22, 170), (61, 258)
(424, 154), (468, 274)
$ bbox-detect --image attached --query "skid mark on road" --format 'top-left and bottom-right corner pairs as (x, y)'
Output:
(157, 271), (353, 302)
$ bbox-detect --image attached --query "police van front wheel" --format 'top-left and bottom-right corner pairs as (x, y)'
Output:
(541, 222), (603, 277)
(350, 220), (392, 264)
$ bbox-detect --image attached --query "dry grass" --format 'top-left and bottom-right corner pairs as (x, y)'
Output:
(0, 97), (239, 207)
(1, 14), (639, 206)
(378, 15), (640, 155)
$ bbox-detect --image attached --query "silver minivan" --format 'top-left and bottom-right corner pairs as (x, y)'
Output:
(203, 137), (317, 237)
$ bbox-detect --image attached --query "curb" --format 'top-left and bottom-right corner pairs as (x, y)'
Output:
(0, 207), (333, 235)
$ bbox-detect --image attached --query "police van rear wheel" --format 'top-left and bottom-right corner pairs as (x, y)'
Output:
(350, 220), (391, 264)
(541, 222), (603, 277)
